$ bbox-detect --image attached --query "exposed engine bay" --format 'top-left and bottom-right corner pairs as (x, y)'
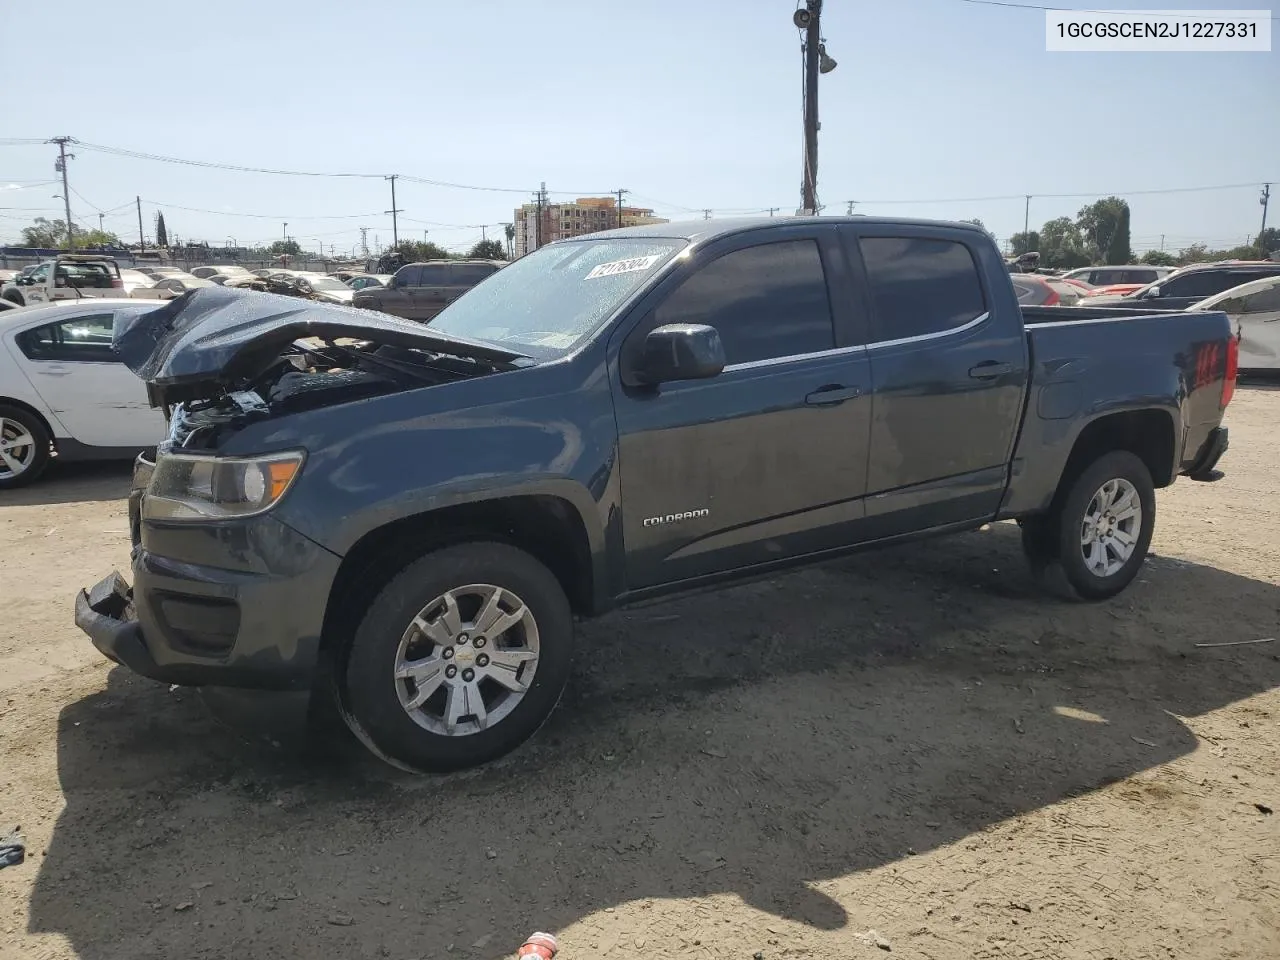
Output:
(169, 337), (519, 450)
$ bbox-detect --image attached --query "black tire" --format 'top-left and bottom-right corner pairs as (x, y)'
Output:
(0, 404), (51, 489)
(1018, 515), (1058, 575)
(342, 541), (573, 772)
(1053, 451), (1155, 601)
(1, 291), (24, 306)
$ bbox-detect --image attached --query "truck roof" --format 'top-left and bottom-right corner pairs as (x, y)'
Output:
(575, 215), (991, 245)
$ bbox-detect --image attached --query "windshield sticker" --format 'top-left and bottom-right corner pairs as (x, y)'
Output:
(584, 254), (662, 280)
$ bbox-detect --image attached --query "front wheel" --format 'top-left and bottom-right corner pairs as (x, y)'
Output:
(1054, 451), (1156, 601)
(342, 542), (574, 772)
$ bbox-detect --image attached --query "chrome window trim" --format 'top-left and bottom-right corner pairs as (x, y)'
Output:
(722, 342), (868, 373)
(865, 311), (990, 351)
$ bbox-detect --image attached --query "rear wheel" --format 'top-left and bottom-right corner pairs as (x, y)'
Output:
(1, 291), (24, 306)
(0, 405), (51, 489)
(342, 542), (573, 772)
(1053, 451), (1155, 601)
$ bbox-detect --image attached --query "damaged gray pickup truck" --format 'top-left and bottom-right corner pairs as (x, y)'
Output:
(75, 217), (1236, 771)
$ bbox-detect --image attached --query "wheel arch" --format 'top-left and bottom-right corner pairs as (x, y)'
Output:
(0, 396), (58, 444)
(1054, 407), (1177, 508)
(319, 494), (597, 665)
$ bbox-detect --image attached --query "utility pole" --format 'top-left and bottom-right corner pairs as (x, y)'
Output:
(703, 209), (712, 220)
(533, 182), (547, 251)
(137, 196), (145, 251)
(797, 1), (824, 215)
(359, 226), (369, 259)
(481, 224), (487, 242)
(51, 137), (75, 249)
(1160, 234), (1165, 252)
(615, 188), (628, 229)
(283, 222), (288, 241)
(845, 200), (855, 215)
(1259, 183), (1271, 257)
(767, 207), (778, 216)
(385, 174), (402, 248)
(97, 212), (104, 233)
(1023, 195), (1031, 242)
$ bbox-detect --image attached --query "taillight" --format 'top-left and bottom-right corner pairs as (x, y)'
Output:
(111, 278), (123, 288)
(1222, 336), (1238, 408)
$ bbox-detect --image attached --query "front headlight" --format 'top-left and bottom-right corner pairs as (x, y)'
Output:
(143, 450), (305, 522)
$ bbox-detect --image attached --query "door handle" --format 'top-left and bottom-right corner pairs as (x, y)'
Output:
(968, 361), (1014, 380)
(805, 385), (862, 406)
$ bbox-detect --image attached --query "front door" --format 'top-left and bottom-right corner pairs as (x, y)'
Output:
(12, 312), (166, 447)
(848, 227), (1028, 535)
(611, 227), (873, 590)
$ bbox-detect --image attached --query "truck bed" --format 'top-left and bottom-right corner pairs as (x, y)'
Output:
(1020, 304), (1188, 325)
(1001, 305), (1233, 517)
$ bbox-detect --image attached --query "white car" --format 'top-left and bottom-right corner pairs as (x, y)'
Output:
(0, 299), (166, 488)
(1192, 276), (1280, 372)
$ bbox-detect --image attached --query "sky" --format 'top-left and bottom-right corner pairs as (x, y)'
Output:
(1, 0), (1276, 256)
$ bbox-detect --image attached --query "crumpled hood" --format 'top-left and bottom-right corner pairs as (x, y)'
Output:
(112, 285), (524, 406)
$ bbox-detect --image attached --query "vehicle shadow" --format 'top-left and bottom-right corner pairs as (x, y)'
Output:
(1, 459), (133, 506)
(28, 525), (1280, 958)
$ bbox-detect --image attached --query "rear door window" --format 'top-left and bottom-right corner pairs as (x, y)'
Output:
(1242, 285), (1280, 313)
(17, 314), (118, 362)
(860, 237), (988, 341)
(1162, 270), (1256, 299)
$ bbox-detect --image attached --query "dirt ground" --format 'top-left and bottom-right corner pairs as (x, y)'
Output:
(2, 388), (1278, 960)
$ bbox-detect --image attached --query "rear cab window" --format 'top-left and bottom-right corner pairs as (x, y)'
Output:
(859, 236), (988, 342)
(54, 260), (120, 289)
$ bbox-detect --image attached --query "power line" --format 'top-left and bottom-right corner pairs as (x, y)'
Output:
(142, 198), (386, 220)
(68, 139), (607, 195)
(956, 0), (1280, 20)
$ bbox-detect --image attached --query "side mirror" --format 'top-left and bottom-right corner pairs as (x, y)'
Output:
(1145, 285), (1161, 299)
(387, 276), (400, 289)
(637, 323), (726, 385)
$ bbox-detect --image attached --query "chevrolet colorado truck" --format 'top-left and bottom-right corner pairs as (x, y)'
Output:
(74, 217), (1236, 772)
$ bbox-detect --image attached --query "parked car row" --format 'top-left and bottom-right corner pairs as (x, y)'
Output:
(2, 239), (1278, 497)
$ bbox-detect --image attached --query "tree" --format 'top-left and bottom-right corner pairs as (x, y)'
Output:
(155, 213), (169, 248)
(78, 229), (121, 248)
(1177, 243), (1213, 264)
(468, 238), (506, 260)
(1258, 227), (1280, 259)
(268, 239), (302, 256)
(1075, 197), (1128, 263)
(21, 217), (69, 248)
(1105, 203), (1132, 265)
(1038, 217), (1089, 269)
(503, 222), (515, 259)
(1009, 231), (1040, 256)
(393, 240), (452, 262)
(1140, 250), (1177, 266)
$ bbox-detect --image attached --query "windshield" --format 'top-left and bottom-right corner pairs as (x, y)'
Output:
(309, 277), (349, 291)
(429, 238), (686, 358)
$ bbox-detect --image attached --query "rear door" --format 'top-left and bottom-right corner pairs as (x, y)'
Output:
(13, 311), (166, 446)
(610, 226), (873, 589)
(848, 226), (1028, 535)
(380, 265), (420, 318)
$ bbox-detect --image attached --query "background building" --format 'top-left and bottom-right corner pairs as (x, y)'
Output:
(513, 197), (668, 257)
